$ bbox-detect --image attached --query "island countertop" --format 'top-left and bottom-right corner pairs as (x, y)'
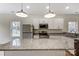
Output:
(0, 36), (74, 50)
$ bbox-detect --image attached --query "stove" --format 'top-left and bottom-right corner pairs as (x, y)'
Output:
(39, 31), (49, 38)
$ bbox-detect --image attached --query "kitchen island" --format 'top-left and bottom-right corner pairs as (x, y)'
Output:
(0, 36), (74, 56)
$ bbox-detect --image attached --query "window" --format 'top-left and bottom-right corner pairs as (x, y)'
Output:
(11, 21), (21, 47)
(68, 22), (78, 33)
(12, 38), (21, 47)
(12, 21), (20, 37)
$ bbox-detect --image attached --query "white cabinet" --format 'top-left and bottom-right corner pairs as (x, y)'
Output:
(32, 18), (64, 29)
(48, 18), (64, 29)
(53, 19), (58, 29)
(57, 18), (64, 29)
(0, 51), (4, 56)
(48, 19), (54, 29)
(39, 19), (48, 24)
(33, 19), (39, 29)
(33, 19), (49, 29)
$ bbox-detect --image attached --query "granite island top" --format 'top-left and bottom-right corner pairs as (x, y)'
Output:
(0, 36), (74, 51)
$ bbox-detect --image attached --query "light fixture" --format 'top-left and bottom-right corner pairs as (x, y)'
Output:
(44, 10), (56, 18)
(65, 6), (70, 10)
(44, 3), (56, 18)
(46, 6), (49, 9)
(26, 5), (30, 9)
(16, 3), (28, 17)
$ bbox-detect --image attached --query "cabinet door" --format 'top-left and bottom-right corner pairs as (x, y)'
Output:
(49, 19), (58, 29)
(33, 19), (39, 29)
(53, 19), (58, 29)
(57, 18), (64, 29)
(48, 20), (54, 29)
(0, 51), (4, 56)
(53, 18), (64, 29)
(48, 18), (64, 29)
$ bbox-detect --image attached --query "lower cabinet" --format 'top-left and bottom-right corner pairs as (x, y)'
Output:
(74, 39), (79, 56)
(0, 50), (65, 56)
(0, 51), (4, 56)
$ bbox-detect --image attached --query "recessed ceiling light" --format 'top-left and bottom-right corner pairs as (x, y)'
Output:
(65, 6), (70, 10)
(46, 6), (49, 9)
(26, 6), (30, 9)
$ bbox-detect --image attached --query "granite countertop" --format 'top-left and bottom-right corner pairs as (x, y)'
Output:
(68, 50), (74, 55)
(0, 36), (74, 51)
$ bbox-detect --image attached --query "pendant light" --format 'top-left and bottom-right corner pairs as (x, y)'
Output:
(16, 3), (28, 17)
(44, 3), (56, 18)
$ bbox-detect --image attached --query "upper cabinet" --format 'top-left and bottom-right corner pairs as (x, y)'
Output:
(33, 18), (64, 29)
(57, 18), (64, 29)
(48, 18), (64, 29)
(33, 19), (39, 29)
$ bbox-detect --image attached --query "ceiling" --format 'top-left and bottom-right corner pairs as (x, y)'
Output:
(0, 3), (79, 15)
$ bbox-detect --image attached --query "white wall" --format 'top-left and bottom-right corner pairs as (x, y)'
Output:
(0, 14), (22, 44)
(0, 23), (10, 44)
(0, 14), (11, 44)
(63, 14), (79, 32)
